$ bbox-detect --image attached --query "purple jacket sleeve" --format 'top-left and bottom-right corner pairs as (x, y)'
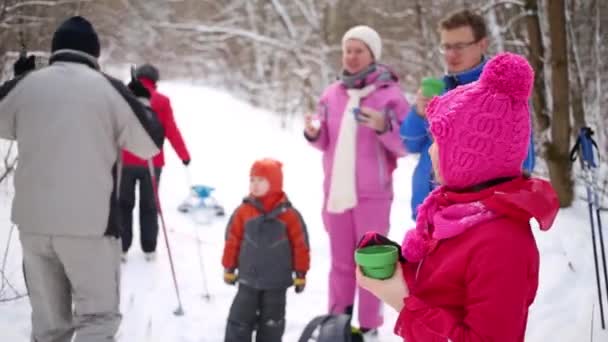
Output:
(377, 94), (409, 157)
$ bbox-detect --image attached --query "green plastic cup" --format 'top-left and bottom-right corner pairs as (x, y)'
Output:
(354, 245), (399, 280)
(421, 77), (445, 97)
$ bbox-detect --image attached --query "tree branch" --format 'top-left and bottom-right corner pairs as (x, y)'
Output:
(270, 0), (297, 38)
(5, 0), (93, 13)
(477, 0), (525, 13)
(154, 22), (298, 50)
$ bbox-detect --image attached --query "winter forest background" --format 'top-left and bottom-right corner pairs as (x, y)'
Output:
(2, 0), (606, 208)
(0, 0), (607, 340)
(0, 0), (607, 220)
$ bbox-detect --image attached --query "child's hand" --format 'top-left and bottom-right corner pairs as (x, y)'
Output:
(356, 265), (409, 312)
(294, 272), (306, 294)
(223, 268), (237, 285)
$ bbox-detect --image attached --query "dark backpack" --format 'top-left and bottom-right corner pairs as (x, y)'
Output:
(140, 102), (165, 148)
(298, 313), (364, 342)
(102, 73), (165, 148)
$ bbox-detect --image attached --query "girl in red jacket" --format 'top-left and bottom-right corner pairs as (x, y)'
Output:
(120, 64), (191, 261)
(356, 52), (560, 342)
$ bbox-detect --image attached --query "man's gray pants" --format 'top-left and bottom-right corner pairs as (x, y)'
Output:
(20, 233), (122, 342)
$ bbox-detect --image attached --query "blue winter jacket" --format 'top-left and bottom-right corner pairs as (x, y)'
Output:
(400, 59), (536, 219)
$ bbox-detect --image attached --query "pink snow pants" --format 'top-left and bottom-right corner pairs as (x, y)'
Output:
(323, 198), (392, 329)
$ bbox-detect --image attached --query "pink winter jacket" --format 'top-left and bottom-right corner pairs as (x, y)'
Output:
(307, 65), (409, 200)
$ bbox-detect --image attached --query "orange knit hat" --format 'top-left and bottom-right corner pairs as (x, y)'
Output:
(250, 158), (283, 194)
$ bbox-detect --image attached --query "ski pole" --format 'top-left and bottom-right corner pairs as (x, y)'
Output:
(183, 166), (211, 299)
(194, 229), (211, 301)
(585, 177), (606, 330)
(573, 127), (607, 329)
(18, 18), (26, 57)
(148, 160), (185, 316)
(1, 225), (16, 296)
(185, 164), (193, 189)
(581, 128), (608, 330)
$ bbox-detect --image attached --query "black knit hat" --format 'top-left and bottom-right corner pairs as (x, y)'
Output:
(134, 64), (160, 82)
(51, 16), (100, 58)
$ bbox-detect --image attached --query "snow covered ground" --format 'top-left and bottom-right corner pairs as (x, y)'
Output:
(1, 82), (607, 341)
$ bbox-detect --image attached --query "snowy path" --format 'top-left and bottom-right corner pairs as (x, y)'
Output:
(0, 82), (606, 341)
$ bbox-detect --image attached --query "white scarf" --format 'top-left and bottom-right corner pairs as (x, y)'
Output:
(327, 85), (376, 213)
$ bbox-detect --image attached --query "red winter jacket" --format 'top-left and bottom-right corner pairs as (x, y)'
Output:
(122, 78), (190, 167)
(395, 177), (559, 342)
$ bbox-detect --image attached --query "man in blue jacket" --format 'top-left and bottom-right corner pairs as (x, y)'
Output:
(400, 9), (535, 219)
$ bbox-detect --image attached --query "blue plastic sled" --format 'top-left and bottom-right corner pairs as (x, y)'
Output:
(177, 185), (225, 217)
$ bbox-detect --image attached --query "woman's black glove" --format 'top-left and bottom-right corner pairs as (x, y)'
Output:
(14, 54), (36, 77)
(127, 78), (151, 99)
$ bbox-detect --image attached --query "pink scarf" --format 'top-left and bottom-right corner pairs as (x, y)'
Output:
(402, 187), (499, 262)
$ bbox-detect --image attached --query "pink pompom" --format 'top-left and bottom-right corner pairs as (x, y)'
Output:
(479, 52), (534, 100)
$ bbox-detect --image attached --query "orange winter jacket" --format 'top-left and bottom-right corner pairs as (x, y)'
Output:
(222, 193), (310, 289)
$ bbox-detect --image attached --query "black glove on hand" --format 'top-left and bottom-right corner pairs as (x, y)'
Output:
(13, 55), (36, 77)
(127, 78), (151, 99)
(357, 232), (407, 263)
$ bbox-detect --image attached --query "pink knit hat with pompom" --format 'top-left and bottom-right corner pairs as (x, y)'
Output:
(426, 52), (534, 189)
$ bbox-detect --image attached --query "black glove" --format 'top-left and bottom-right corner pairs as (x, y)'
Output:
(13, 54), (36, 77)
(182, 159), (191, 166)
(357, 232), (407, 263)
(127, 78), (151, 99)
(294, 271), (306, 294)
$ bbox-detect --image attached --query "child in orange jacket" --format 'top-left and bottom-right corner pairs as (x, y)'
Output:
(222, 158), (310, 342)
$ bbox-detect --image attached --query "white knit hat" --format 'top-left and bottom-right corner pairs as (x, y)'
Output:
(342, 25), (382, 60)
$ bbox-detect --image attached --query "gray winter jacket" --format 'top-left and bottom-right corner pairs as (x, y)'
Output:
(230, 198), (309, 290)
(0, 50), (161, 237)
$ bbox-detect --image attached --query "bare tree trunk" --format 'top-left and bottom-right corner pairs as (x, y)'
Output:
(488, 0), (505, 51)
(246, 0), (265, 83)
(569, 72), (586, 135)
(269, 0), (315, 113)
(545, 0), (574, 207)
(322, 0), (351, 72)
(413, 0), (433, 76)
(525, 0), (550, 132)
(593, 0), (606, 155)
(565, 0), (586, 135)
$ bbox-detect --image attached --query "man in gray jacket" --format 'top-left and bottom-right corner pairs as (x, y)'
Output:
(0, 16), (162, 342)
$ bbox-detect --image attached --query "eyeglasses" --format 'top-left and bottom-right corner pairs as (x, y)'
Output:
(438, 40), (480, 54)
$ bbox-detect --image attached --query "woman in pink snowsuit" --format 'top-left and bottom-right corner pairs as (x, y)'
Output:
(356, 53), (560, 341)
(304, 25), (409, 334)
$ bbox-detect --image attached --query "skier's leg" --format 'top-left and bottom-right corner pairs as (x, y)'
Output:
(55, 236), (121, 342)
(118, 167), (137, 253)
(140, 167), (161, 253)
(20, 233), (74, 342)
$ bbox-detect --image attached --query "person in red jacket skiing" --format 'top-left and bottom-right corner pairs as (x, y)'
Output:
(356, 52), (560, 342)
(120, 63), (191, 261)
